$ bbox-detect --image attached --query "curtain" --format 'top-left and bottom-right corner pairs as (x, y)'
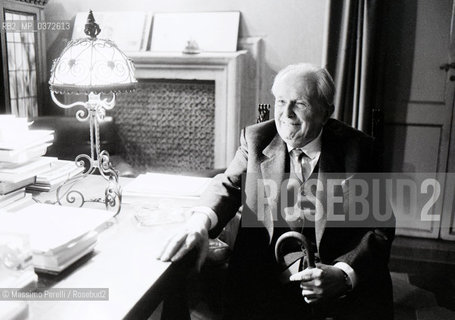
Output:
(323, 0), (385, 135)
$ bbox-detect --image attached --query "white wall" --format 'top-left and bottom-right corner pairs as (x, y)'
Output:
(45, 0), (327, 105)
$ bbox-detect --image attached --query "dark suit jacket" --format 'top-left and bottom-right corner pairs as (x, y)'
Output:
(200, 119), (395, 320)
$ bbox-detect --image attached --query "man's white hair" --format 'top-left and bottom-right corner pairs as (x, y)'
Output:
(271, 63), (335, 112)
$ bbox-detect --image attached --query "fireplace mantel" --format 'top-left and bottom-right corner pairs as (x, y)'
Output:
(128, 50), (256, 168)
(130, 51), (247, 66)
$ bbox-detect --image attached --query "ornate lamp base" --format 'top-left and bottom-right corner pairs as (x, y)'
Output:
(56, 151), (122, 216)
(51, 92), (122, 216)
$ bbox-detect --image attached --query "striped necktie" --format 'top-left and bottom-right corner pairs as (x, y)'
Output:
(292, 149), (311, 182)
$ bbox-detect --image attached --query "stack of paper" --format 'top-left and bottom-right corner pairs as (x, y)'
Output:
(27, 159), (84, 192)
(0, 204), (115, 273)
(0, 156), (57, 183)
(122, 172), (212, 205)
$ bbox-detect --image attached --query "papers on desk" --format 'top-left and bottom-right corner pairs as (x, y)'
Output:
(123, 173), (212, 226)
(0, 142), (52, 164)
(0, 130), (54, 152)
(0, 204), (115, 273)
(123, 172), (212, 202)
(0, 157), (56, 183)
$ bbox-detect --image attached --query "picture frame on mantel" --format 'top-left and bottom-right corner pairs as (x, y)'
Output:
(150, 11), (240, 53)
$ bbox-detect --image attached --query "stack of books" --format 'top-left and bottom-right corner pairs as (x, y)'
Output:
(0, 156), (57, 211)
(0, 116), (84, 210)
(26, 159), (84, 192)
(0, 203), (114, 273)
(0, 115), (55, 211)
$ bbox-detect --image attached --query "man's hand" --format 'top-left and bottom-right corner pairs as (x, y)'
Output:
(157, 213), (210, 271)
(289, 263), (349, 303)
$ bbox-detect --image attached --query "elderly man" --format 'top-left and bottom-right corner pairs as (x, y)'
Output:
(158, 63), (395, 320)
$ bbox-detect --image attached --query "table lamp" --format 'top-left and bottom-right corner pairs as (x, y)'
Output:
(48, 10), (137, 215)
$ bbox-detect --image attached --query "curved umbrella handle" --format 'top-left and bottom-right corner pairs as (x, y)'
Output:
(274, 231), (315, 268)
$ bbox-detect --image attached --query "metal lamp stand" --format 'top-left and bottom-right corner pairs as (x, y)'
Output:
(50, 91), (122, 216)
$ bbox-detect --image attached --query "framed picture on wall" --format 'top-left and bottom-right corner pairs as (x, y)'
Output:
(150, 11), (240, 53)
(72, 11), (152, 52)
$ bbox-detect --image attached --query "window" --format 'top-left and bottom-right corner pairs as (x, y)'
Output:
(5, 11), (38, 117)
(0, 0), (47, 117)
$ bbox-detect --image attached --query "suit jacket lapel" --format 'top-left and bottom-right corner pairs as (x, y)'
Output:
(260, 133), (287, 243)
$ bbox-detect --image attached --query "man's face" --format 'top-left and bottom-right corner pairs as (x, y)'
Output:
(273, 72), (329, 148)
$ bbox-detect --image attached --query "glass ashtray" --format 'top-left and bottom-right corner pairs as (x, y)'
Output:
(133, 203), (191, 227)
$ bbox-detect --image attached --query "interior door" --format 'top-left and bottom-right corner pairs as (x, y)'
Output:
(441, 2), (455, 241)
(382, 0), (454, 238)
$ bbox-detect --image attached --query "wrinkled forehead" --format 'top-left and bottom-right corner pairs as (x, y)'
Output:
(273, 71), (318, 99)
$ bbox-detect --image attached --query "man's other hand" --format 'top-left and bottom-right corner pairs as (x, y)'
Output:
(157, 212), (210, 271)
(289, 264), (349, 303)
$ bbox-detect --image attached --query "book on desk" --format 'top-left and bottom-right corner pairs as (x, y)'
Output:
(0, 203), (115, 274)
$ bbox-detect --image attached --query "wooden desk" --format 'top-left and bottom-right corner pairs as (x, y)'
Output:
(27, 175), (191, 320)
